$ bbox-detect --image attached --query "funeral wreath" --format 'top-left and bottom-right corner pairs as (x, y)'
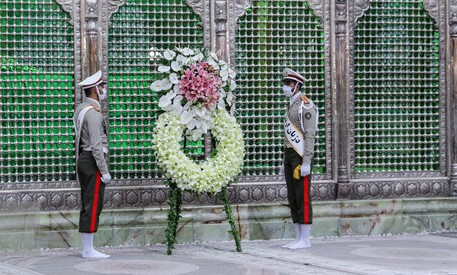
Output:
(152, 109), (244, 194)
(151, 47), (245, 254)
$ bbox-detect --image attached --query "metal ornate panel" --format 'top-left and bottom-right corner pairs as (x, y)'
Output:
(0, 0), (455, 211)
(346, 0), (449, 199)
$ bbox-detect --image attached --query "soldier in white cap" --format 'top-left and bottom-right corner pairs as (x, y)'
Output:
(73, 70), (111, 259)
(280, 68), (318, 249)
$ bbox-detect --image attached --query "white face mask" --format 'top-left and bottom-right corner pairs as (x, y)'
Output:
(283, 85), (293, 98)
(96, 86), (108, 101)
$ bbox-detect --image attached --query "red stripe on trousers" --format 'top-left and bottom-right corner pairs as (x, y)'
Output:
(303, 175), (310, 224)
(90, 170), (101, 233)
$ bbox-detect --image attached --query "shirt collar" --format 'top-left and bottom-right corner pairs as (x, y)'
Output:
(86, 98), (101, 109)
(289, 92), (301, 106)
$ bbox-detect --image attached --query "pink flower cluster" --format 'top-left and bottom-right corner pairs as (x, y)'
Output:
(179, 62), (222, 107)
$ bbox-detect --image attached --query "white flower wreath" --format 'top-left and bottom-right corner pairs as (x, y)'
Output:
(152, 109), (245, 194)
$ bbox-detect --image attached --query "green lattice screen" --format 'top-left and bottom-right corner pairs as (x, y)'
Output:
(0, 0), (74, 183)
(236, 0), (326, 176)
(108, 0), (204, 179)
(353, 0), (440, 173)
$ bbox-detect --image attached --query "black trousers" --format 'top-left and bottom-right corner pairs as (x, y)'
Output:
(284, 147), (313, 224)
(77, 151), (105, 233)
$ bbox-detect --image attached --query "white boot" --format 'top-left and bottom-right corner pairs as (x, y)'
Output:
(288, 224), (311, 249)
(282, 223), (301, 248)
(81, 233), (110, 259)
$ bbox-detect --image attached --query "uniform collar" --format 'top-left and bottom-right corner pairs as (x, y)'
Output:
(289, 92), (302, 106)
(86, 98), (101, 109)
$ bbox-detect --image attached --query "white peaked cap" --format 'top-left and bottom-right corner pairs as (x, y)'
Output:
(282, 68), (306, 84)
(77, 70), (107, 89)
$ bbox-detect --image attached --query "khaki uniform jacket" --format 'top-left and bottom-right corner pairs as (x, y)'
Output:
(74, 98), (109, 175)
(285, 93), (318, 164)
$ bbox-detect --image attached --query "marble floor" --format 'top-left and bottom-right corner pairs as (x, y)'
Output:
(0, 233), (457, 275)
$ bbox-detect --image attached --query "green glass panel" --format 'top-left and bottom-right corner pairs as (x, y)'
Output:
(108, 0), (204, 179)
(0, 0), (74, 183)
(353, 0), (440, 172)
(236, 0), (326, 176)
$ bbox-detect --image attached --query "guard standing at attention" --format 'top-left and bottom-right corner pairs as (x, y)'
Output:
(74, 70), (111, 259)
(280, 68), (318, 249)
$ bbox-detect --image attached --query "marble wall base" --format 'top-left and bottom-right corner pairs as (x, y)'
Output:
(0, 198), (456, 251)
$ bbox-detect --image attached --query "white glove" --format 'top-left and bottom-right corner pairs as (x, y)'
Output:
(101, 173), (111, 184)
(300, 163), (311, 177)
(279, 163), (285, 175)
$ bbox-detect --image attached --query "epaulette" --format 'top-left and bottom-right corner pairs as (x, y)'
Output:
(91, 103), (100, 112)
(300, 95), (310, 104)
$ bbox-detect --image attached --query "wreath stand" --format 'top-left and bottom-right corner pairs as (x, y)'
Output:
(164, 137), (242, 255)
(165, 183), (242, 255)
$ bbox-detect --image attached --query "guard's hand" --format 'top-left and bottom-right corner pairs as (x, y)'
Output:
(300, 163), (311, 177)
(101, 173), (111, 184)
(279, 163), (285, 175)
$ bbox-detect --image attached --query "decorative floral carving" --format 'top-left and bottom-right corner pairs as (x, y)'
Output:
(423, 0), (439, 28)
(354, 0), (370, 24)
(187, 0), (205, 20)
(449, 0), (457, 35)
(0, 178), (449, 211)
(55, 0), (74, 24)
(307, 0), (324, 19)
(335, 0), (347, 36)
(353, 171), (442, 179)
(234, 0), (252, 20)
(352, 179), (448, 199)
(108, 0), (126, 19)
